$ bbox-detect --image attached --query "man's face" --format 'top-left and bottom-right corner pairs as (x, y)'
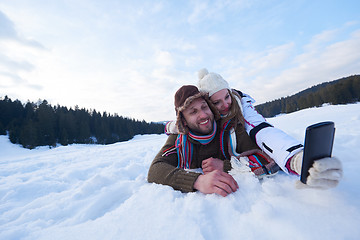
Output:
(182, 98), (214, 135)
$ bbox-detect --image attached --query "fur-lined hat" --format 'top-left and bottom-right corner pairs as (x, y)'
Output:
(174, 85), (204, 134)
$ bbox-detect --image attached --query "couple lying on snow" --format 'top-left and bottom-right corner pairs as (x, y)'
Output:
(147, 68), (343, 197)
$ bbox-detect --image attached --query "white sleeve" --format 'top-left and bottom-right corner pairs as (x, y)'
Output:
(253, 126), (303, 173)
(236, 92), (303, 173)
(164, 121), (178, 135)
(237, 93), (266, 134)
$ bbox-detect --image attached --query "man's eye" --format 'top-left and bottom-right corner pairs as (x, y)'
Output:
(201, 105), (208, 110)
(190, 110), (197, 115)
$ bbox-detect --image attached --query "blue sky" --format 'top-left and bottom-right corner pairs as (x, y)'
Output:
(0, 0), (359, 122)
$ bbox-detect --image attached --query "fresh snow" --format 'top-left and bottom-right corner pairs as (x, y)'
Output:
(1, 103), (360, 240)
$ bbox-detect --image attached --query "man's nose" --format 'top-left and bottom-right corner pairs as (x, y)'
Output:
(199, 109), (208, 118)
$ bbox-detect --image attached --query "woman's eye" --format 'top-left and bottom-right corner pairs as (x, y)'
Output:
(212, 101), (219, 105)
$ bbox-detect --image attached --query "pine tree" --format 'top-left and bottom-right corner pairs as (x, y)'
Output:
(36, 100), (56, 147)
(59, 128), (69, 146)
(19, 120), (38, 149)
(0, 121), (5, 135)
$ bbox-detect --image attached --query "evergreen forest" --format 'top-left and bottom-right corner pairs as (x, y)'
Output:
(0, 97), (164, 149)
(255, 75), (360, 117)
(2, 75), (359, 149)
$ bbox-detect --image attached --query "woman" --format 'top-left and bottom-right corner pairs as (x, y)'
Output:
(166, 68), (304, 176)
(195, 69), (343, 189)
(198, 68), (305, 174)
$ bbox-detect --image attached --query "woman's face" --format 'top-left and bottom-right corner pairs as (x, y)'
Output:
(210, 89), (232, 115)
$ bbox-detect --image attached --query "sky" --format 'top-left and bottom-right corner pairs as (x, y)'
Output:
(0, 0), (359, 122)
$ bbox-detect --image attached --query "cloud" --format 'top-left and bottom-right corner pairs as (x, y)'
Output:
(116, 67), (194, 121)
(0, 10), (45, 98)
(220, 42), (295, 91)
(185, 56), (203, 67)
(303, 29), (339, 52)
(221, 27), (360, 104)
(0, 71), (25, 86)
(187, 1), (209, 24)
(255, 29), (360, 102)
(155, 50), (174, 67)
(0, 70), (43, 92)
(0, 48), (37, 91)
(0, 10), (17, 38)
(0, 10), (44, 49)
(246, 42), (295, 74)
(187, 0), (251, 25)
(0, 53), (34, 72)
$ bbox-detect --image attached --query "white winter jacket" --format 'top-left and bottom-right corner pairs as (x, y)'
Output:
(234, 90), (303, 173)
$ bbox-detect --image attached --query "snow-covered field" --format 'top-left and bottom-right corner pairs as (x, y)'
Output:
(1, 103), (360, 240)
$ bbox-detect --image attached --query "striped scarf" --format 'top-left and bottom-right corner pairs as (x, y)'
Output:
(175, 122), (217, 169)
(220, 119), (243, 159)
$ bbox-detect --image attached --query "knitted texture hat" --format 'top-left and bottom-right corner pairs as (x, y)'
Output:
(174, 85), (204, 134)
(197, 68), (231, 97)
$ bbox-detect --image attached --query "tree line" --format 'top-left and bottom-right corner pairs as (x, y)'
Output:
(255, 75), (360, 117)
(0, 97), (164, 149)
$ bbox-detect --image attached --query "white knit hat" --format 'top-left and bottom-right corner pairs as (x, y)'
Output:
(197, 68), (231, 97)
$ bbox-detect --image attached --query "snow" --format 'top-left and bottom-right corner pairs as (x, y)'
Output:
(1, 103), (360, 240)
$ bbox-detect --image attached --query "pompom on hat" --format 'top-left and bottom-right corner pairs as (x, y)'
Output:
(197, 68), (231, 97)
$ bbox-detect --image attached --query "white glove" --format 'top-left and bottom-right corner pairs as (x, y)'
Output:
(229, 156), (259, 185)
(229, 156), (252, 174)
(165, 121), (179, 134)
(291, 151), (343, 189)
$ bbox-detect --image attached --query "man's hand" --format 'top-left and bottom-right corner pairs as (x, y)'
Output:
(202, 157), (224, 174)
(193, 170), (239, 197)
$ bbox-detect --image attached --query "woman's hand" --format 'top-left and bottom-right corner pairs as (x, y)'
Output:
(202, 157), (224, 174)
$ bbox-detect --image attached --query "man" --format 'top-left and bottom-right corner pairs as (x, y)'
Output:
(147, 85), (261, 197)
